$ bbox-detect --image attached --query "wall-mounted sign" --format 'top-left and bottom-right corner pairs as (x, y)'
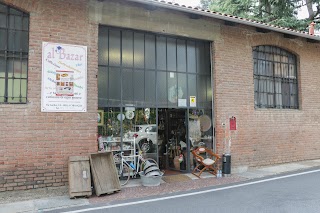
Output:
(230, 116), (237, 130)
(41, 42), (87, 112)
(190, 96), (196, 107)
(178, 99), (187, 107)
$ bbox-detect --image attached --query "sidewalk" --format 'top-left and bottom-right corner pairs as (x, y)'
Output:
(1, 159), (320, 213)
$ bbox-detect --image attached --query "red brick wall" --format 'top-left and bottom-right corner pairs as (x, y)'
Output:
(214, 24), (320, 170)
(0, 0), (98, 191)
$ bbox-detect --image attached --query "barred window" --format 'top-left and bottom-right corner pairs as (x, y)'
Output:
(0, 3), (29, 103)
(253, 46), (298, 109)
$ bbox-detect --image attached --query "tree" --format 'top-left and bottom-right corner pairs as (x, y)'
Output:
(201, 0), (320, 31)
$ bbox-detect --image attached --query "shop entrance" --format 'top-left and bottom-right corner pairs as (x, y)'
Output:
(158, 108), (188, 173)
(97, 26), (214, 175)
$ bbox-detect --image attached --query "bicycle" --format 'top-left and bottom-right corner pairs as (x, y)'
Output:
(113, 150), (159, 186)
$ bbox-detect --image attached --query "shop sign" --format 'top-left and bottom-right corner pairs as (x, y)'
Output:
(41, 42), (87, 112)
(190, 96), (196, 107)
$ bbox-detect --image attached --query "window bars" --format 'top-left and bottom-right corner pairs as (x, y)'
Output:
(253, 46), (298, 109)
(0, 3), (29, 103)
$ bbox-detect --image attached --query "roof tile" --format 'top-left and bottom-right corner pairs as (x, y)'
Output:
(136, 0), (320, 39)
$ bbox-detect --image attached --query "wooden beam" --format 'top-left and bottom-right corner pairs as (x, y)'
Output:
(307, 38), (319, 43)
(283, 34), (298, 39)
(256, 28), (271, 33)
(189, 14), (201, 19)
(224, 21), (237, 26)
(144, 5), (157, 11)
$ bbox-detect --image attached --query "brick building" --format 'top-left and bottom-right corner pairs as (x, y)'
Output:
(1, 0), (320, 192)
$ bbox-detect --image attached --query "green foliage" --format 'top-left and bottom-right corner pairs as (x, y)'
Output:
(201, 0), (320, 31)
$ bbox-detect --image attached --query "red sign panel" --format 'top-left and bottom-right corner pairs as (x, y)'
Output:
(230, 117), (236, 130)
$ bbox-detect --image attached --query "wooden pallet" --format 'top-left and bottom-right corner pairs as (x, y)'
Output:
(89, 152), (121, 196)
(68, 156), (92, 199)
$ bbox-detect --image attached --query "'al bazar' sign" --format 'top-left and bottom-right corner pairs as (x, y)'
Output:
(41, 42), (87, 112)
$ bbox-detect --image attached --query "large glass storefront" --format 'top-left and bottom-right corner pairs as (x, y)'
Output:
(97, 26), (213, 173)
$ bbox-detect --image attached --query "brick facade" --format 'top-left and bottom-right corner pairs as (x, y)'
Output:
(1, 0), (320, 192)
(0, 0), (98, 192)
(214, 25), (320, 170)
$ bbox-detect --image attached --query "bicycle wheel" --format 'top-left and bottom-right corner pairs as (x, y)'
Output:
(119, 163), (130, 186)
(140, 158), (159, 172)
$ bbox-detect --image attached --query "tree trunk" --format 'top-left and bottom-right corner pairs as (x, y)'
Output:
(306, 0), (315, 20)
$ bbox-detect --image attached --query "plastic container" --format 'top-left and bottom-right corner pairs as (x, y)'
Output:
(139, 171), (163, 187)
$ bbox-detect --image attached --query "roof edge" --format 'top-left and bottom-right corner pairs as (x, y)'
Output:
(127, 0), (320, 42)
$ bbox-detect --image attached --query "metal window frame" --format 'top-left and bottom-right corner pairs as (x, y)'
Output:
(98, 26), (212, 109)
(253, 45), (299, 109)
(0, 3), (29, 104)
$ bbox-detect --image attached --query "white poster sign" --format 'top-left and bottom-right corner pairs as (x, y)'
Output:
(178, 99), (187, 107)
(41, 42), (87, 112)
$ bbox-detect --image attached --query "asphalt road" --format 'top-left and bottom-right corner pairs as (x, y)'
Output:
(60, 169), (320, 213)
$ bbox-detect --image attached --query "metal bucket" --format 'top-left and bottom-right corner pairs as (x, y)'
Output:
(142, 161), (157, 171)
(139, 171), (163, 187)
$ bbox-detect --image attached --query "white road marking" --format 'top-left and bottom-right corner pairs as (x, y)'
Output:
(62, 169), (320, 213)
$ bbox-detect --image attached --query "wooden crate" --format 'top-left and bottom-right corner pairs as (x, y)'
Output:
(89, 152), (121, 196)
(68, 156), (92, 198)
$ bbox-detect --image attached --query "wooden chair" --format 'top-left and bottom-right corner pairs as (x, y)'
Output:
(191, 147), (220, 178)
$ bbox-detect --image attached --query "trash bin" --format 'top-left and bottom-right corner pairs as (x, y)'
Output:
(222, 154), (231, 177)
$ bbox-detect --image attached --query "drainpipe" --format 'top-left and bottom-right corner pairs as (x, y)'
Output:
(309, 22), (315, 36)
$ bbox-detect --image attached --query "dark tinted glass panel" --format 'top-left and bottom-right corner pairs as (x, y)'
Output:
(98, 66), (108, 107)
(145, 34), (155, 69)
(14, 15), (22, 30)
(157, 71), (167, 107)
(0, 14), (6, 28)
(177, 39), (186, 72)
(9, 8), (22, 16)
(0, 78), (4, 101)
(188, 74), (196, 106)
(109, 30), (120, 66)
(98, 27), (108, 65)
(122, 30), (133, 67)
(122, 69), (133, 103)
(197, 75), (207, 107)
(156, 36), (166, 71)
(206, 75), (212, 102)
(22, 16), (28, 31)
(167, 38), (176, 71)
(203, 43), (211, 74)
(133, 69), (145, 106)
(145, 71), (156, 106)
(0, 29), (6, 50)
(21, 31), (28, 52)
(0, 4), (6, 12)
(196, 42), (204, 73)
(8, 30), (16, 50)
(108, 67), (121, 105)
(187, 40), (196, 73)
(7, 58), (13, 77)
(9, 15), (14, 29)
(0, 57), (5, 77)
(134, 32), (144, 69)
(178, 73), (187, 100)
(167, 72), (177, 107)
